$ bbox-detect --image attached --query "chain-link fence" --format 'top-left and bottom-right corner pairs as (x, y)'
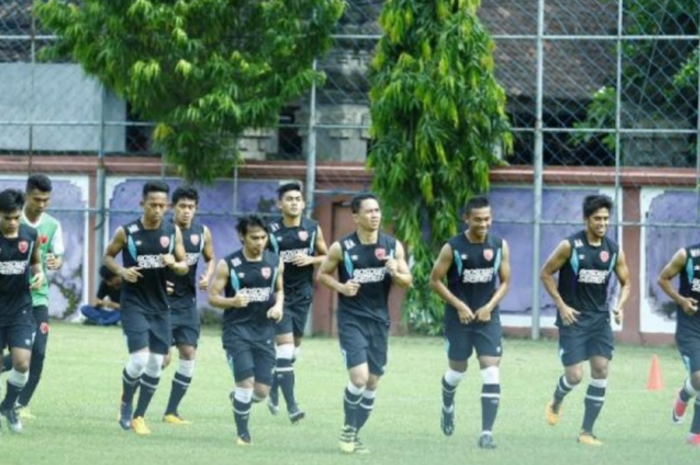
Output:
(1, 0), (698, 339)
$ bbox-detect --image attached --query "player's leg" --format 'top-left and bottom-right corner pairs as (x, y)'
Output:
(226, 344), (256, 445)
(118, 310), (151, 429)
(441, 323), (470, 437)
(686, 368), (700, 446)
(0, 324), (32, 433)
(163, 321), (198, 423)
(475, 322), (503, 450)
(17, 305), (49, 416)
(268, 309), (293, 415)
(272, 329), (299, 420)
(284, 305), (311, 422)
(546, 326), (585, 425)
(673, 339), (700, 424)
(578, 320), (613, 446)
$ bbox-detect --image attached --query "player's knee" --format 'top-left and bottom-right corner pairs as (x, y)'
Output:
(349, 372), (369, 389)
(480, 366), (500, 385)
(565, 370), (583, 386)
(253, 385), (270, 402)
(276, 343), (295, 360)
(13, 360), (30, 373)
(126, 351), (150, 378)
(180, 346), (196, 360)
(590, 366), (608, 380)
(145, 353), (164, 378)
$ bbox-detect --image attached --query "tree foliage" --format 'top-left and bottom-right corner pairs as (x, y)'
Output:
(36, 0), (344, 182)
(368, 0), (511, 333)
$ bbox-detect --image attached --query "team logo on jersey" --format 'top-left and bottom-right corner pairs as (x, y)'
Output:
(351, 255), (358, 261)
(261, 267), (272, 279)
(298, 230), (309, 241)
(375, 248), (387, 260)
(600, 251), (610, 263)
(237, 272), (245, 278)
(40, 234), (48, 244)
(692, 249), (700, 258)
(190, 234), (200, 246)
(136, 240), (142, 246)
(461, 254), (467, 260)
(18, 241), (28, 253)
(483, 249), (493, 261)
(160, 236), (170, 248)
(232, 257), (242, 267)
(127, 224), (139, 233)
(574, 239), (584, 248)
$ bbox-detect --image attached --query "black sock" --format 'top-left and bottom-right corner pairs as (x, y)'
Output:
(481, 384), (501, 433)
(356, 394), (375, 432)
(121, 368), (140, 405)
(680, 379), (696, 403)
(1, 379), (24, 409)
(269, 369), (279, 405)
(442, 376), (457, 409)
(133, 374), (160, 418)
(276, 358), (297, 409)
(233, 397), (252, 438)
(553, 375), (573, 406)
(165, 372), (192, 415)
(343, 387), (363, 428)
(581, 382), (606, 433)
(691, 399), (700, 434)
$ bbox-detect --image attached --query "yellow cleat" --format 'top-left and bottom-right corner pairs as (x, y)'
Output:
(545, 401), (562, 426)
(17, 406), (36, 421)
(236, 435), (252, 446)
(577, 431), (603, 446)
(354, 438), (371, 455)
(131, 416), (152, 436)
(163, 414), (191, 425)
(338, 426), (357, 454)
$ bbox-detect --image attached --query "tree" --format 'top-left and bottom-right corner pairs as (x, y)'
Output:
(368, 0), (511, 333)
(36, 0), (345, 182)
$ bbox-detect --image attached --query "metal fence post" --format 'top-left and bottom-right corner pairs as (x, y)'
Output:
(305, 59), (318, 218)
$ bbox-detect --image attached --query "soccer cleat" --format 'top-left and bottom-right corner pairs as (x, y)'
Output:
(477, 433), (497, 450)
(163, 413), (191, 425)
(673, 393), (688, 424)
(131, 416), (151, 435)
(0, 407), (22, 433)
(236, 434), (252, 446)
(545, 400), (562, 426)
(577, 431), (603, 446)
(441, 405), (455, 436)
(339, 425), (357, 454)
(686, 433), (700, 447)
(16, 406), (36, 421)
(119, 401), (133, 430)
(288, 404), (305, 424)
(354, 437), (371, 454)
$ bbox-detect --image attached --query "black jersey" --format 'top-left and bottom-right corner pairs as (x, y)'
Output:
(167, 221), (205, 312)
(268, 217), (317, 303)
(222, 250), (280, 340)
(121, 218), (177, 314)
(557, 230), (619, 318)
(677, 244), (700, 335)
(0, 224), (37, 324)
(337, 232), (397, 325)
(444, 233), (503, 324)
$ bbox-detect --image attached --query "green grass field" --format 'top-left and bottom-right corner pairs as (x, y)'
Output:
(0, 323), (697, 465)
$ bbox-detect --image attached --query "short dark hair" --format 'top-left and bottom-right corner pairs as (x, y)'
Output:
(26, 174), (52, 193)
(99, 265), (118, 281)
(0, 189), (25, 213)
(464, 196), (490, 216)
(172, 185), (199, 205)
(351, 193), (379, 214)
(236, 215), (268, 236)
(583, 194), (613, 218)
(142, 181), (169, 198)
(277, 182), (303, 200)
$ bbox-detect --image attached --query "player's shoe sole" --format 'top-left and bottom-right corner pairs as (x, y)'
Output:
(577, 431), (603, 446)
(237, 434), (252, 446)
(354, 438), (371, 454)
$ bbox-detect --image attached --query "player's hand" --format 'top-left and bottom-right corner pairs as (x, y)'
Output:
(45, 253), (61, 270)
(291, 254), (314, 267)
(92, 298), (104, 308)
(198, 273), (211, 291)
(30, 272), (44, 290)
(341, 280), (360, 297)
(475, 305), (493, 323)
(162, 254), (176, 268)
(267, 306), (283, 322)
(612, 309), (623, 325)
(681, 297), (698, 315)
(230, 292), (249, 308)
(166, 280), (174, 295)
(121, 267), (143, 283)
(559, 305), (580, 326)
(456, 302), (475, 324)
(381, 256), (398, 277)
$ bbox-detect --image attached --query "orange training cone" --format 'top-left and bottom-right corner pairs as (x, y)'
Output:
(647, 354), (664, 391)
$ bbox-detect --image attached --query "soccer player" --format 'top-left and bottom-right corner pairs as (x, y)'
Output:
(161, 186), (215, 424)
(657, 242), (700, 446)
(267, 182), (328, 422)
(1, 175), (64, 420)
(541, 194), (630, 446)
(208, 215), (283, 445)
(104, 181), (189, 435)
(0, 189), (44, 433)
(318, 193), (412, 454)
(429, 196), (511, 449)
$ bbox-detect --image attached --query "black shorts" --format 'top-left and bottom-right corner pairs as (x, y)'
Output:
(444, 317), (503, 362)
(337, 311), (388, 377)
(0, 311), (34, 351)
(558, 312), (614, 367)
(224, 335), (276, 385)
(676, 331), (700, 375)
(171, 306), (200, 348)
(275, 300), (311, 338)
(121, 309), (170, 355)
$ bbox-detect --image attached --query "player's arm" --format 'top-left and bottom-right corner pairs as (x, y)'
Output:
(208, 259), (248, 309)
(540, 240), (580, 325)
(317, 242), (359, 297)
(267, 262), (284, 322)
(477, 240), (512, 321)
(612, 250), (631, 324)
(163, 227), (189, 276)
(30, 235), (45, 290)
(658, 248), (697, 315)
(104, 227), (143, 283)
(198, 226), (216, 290)
(46, 222), (65, 270)
(429, 243), (474, 323)
(385, 241), (412, 288)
